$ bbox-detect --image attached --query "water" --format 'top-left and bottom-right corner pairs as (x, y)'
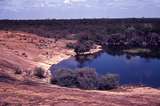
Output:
(50, 51), (160, 88)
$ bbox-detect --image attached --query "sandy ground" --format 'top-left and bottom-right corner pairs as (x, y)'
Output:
(0, 30), (160, 106)
(0, 80), (160, 106)
(0, 30), (75, 69)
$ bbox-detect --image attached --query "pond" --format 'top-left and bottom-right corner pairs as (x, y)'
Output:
(50, 50), (160, 88)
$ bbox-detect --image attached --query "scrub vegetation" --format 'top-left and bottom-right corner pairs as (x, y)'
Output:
(1, 19), (160, 54)
(51, 68), (119, 90)
(0, 19), (160, 105)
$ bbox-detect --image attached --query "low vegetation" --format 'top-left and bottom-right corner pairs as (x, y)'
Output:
(1, 19), (160, 54)
(66, 40), (95, 54)
(51, 68), (119, 90)
(34, 67), (46, 79)
(98, 74), (119, 90)
(14, 67), (22, 74)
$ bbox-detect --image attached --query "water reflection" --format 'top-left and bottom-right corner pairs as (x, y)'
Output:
(51, 50), (160, 88)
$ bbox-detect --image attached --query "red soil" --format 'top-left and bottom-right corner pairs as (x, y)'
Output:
(0, 30), (160, 106)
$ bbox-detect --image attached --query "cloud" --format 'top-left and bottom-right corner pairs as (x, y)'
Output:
(64, 0), (87, 4)
(1, 0), (160, 10)
(0, 0), (160, 19)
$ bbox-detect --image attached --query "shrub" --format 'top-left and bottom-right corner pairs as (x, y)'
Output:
(75, 68), (98, 89)
(74, 44), (89, 54)
(51, 68), (98, 89)
(14, 67), (22, 74)
(74, 41), (94, 54)
(51, 68), (119, 90)
(51, 68), (78, 87)
(98, 74), (119, 90)
(66, 43), (76, 49)
(66, 41), (93, 53)
(34, 67), (46, 79)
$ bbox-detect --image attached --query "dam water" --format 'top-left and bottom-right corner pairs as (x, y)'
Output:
(51, 51), (160, 88)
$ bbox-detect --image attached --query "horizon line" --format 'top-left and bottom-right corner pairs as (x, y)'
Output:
(0, 17), (160, 21)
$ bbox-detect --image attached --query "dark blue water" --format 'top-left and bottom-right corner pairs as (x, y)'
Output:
(51, 51), (160, 88)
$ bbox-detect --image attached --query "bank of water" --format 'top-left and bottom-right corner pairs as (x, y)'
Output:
(50, 51), (160, 88)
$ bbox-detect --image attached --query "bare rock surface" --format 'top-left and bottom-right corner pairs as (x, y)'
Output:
(0, 30), (160, 106)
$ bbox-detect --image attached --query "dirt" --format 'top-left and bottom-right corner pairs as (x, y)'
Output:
(0, 30), (76, 80)
(0, 30), (160, 106)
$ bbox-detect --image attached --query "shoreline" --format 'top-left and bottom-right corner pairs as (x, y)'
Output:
(0, 30), (160, 105)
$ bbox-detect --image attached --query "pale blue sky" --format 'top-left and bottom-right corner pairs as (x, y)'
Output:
(0, 0), (160, 19)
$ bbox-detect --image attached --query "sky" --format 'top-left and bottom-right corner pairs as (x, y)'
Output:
(0, 0), (160, 19)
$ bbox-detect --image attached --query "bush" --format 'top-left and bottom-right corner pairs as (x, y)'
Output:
(14, 67), (22, 74)
(66, 41), (94, 54)
(51, 68), (78, 87)
(75, 68), (98, 89)
(66, 43), (76, 49)
(51, 68), (119, 90)
(34, 67), (45, 79)
(74, 41), (94, 54)
(98, 74), (119, 90)
(74, 43), (89, 54)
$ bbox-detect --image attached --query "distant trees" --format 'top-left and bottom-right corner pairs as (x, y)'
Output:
(1, 18), (160, 40)
(106, 32), (160, 50)
(1, 19), (160, 52)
